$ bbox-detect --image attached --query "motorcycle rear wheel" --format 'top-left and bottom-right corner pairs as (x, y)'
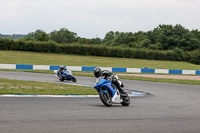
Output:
(99, 90), (112, 107)
(59, 77), (64, 81)
(121, 92), (130, 106)
(72, 77), (76, 82)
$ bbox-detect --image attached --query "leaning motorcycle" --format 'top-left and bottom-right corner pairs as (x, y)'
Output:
(54, 69), (77, 82)
(94, 75), (130, 107)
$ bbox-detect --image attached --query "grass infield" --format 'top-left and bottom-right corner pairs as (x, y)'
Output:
(1, 50), (200, 70)
(0, 79), (98, 95)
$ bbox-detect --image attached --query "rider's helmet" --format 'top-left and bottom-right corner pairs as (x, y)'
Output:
(94, 67), (102, 78)
(60, 65), (64, 70)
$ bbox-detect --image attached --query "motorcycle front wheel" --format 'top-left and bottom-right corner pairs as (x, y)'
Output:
(99, 90), (112, 107)
(121, 92), (130, 106)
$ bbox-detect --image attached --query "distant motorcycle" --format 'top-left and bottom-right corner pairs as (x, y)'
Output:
(54, 69), (76, 82)
(94, 75), (130, 107)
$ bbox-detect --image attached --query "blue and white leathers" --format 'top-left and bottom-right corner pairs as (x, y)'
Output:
(54, 69), (76, 82)
(94, 77), (122, 104)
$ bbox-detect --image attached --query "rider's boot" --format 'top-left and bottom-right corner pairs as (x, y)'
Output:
(58, 71), (62, 79)
(112, 79), (126, 95)
(116, 84), (126, 95)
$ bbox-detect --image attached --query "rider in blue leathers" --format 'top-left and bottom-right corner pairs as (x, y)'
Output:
(58, 65), (67, 78)
(93, 67), (125, 94)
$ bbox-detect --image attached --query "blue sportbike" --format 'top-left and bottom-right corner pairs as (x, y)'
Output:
(94, 75), (130, 107)
(54, 69), (77, 82)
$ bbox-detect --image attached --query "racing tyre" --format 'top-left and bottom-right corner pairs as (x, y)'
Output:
(121, 92), (130, 106)
(59, 77), (64, 81)
(72, 77), (76, 82)
(99, 89), (112, 107)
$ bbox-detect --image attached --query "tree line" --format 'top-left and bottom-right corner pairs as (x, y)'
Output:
(0, 37), (200, 65)
(0, 24), (200, 65)
(0, 34), (26, 40)
(103, 25), (200, 52)
(16, 24), (200, 52)
(19, 28), (101, 45)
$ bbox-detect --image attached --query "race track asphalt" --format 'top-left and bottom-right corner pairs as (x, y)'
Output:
(0, 71), (200, 133)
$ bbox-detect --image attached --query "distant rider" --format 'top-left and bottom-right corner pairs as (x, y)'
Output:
(93, 67), (125, 94)
(58, 65), (67, 78)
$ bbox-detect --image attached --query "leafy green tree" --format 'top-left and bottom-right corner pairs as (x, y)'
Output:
(192, 29), (200, 39)
(20, 36), (34, 41)
(112, 32), (134, 46)
(147, 24), (200, 51)
(103, 31), (120, 45)
(103, 31), (149, 47)
(91, 38), (102, 44)
(23, 29), (50, 41)
(77, 37), (101, 44)
(35, 31), (50, 42)
(50, 28), (77, 44)
(103, 31), (115, 42)
(77, 38), (93, 44)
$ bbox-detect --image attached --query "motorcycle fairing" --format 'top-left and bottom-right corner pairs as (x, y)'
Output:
(94, 77), (117, 97)
(56, 70), (73, 80)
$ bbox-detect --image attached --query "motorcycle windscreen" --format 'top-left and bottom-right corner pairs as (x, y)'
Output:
(96, 77), (104, 84)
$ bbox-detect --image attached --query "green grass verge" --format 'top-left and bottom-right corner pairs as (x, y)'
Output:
(1, 50), (200, 70)
(0, 79), (98, 95)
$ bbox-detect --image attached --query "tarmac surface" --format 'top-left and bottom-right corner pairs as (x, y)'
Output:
(0, 71), (200, 133)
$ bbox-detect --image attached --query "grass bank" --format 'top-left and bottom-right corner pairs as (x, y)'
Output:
(1, 50), (200, 70)
(0, 79), (98, 95)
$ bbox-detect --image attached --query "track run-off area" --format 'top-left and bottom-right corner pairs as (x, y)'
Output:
(0, 71), (200, 133)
